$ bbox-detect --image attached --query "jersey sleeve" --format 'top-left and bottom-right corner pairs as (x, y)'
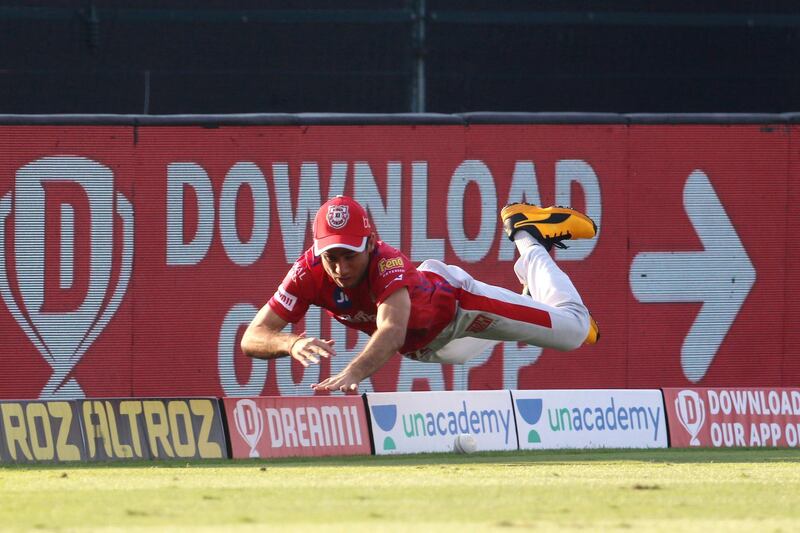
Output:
(371, 250), (415, 305)
(267, 259), (313, 323)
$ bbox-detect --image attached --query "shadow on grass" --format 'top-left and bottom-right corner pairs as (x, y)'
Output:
(2, 447), (799, 471)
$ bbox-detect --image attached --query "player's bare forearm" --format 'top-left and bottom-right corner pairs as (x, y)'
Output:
(241, 328), (298, 359)
(241, 304), (336, 366)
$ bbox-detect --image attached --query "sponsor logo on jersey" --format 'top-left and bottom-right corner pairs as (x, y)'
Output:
(378, 257), (404, 275)
(333, 287), (351, 308)
(385, 274), (404, 288)
(288, 262), (307, 284)
(466, 314), (494, 333)
(337, 310), (377, 323)
(276, 286), (298, 311)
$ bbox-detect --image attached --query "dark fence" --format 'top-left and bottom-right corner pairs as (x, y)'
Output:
(1, 2), (800, 113)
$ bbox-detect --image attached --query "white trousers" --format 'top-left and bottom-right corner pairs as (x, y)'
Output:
(413, 244), (590, 364)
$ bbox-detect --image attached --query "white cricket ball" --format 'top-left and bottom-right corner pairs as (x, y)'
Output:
(453, 434), (478, 454)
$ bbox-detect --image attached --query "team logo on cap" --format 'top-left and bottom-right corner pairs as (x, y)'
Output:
(326, 205), (350, 229)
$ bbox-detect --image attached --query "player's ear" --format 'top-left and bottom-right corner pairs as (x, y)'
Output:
(366, 234), (376, 253)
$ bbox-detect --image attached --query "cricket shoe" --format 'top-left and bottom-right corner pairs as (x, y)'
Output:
(501, 203), (597, 251)
(584, 315), (600, 345)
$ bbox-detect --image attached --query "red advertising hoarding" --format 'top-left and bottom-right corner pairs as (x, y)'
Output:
(1, 121), (797, 399)
(223, 396), (371, 458)
(664, 388), (800, 448)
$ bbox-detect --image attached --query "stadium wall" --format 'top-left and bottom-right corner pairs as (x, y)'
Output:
(0, 113), (798, 400)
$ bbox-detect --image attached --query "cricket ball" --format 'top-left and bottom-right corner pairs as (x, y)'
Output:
(453, 433), (478, 454)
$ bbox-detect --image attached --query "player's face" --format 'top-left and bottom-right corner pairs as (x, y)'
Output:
(320, 238), (374, 288)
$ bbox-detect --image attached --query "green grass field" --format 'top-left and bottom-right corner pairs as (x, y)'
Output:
(1, 448), (799, 532)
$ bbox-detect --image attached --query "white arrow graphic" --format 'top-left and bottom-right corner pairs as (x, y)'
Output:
(630, 170), (756, 382)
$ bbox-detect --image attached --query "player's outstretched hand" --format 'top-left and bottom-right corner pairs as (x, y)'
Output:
(290, 335), (336, 367)
(312, 369), (360, 394)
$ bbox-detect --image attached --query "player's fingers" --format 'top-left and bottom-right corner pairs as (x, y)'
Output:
(312, 375), (336, 390)
(290, 344), (308, 364)
(295, 339), (326, 365)
(316, 349), (332, 358)
(294, 350), (318, 367)
(306, 347), (332, 360)
(310, 344), (334, 359)
(324, 377), (344, 391)
(311, 339), (336, 357)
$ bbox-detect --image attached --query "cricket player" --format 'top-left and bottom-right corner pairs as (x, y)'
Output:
(241, 195), (599, 392)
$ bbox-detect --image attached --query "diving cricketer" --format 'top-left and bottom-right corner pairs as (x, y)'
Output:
(241, 195), (598, 392)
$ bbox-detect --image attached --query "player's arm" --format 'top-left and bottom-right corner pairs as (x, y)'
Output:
(312, 287), (410, 392)
(241, 304), (336, 367)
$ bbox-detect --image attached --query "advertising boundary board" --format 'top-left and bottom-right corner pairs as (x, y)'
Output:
(78, 398), (228, 461)
(664, 387), (800, 449)
(511, 389), (668, 450)
(222, 396), (371, 459)
(364, 390), (517, 455)
(8, 388), (800, 462)
(0, 398), (228, 463)
(0, 400), (85, 463)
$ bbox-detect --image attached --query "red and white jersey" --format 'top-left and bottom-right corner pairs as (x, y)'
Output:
(267, 240), (458, 353)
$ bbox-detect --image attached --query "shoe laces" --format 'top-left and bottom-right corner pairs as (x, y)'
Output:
(543, 231), (571, 250)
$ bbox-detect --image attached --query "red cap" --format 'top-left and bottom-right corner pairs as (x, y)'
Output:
(313, 196), (372, 255)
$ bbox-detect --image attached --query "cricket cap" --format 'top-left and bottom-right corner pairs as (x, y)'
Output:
(313, 195), (372, 255)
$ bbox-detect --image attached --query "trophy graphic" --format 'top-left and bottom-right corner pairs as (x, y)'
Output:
(233, 399), (264, 458)
(675, 389), (706, 446)
(0, 156), (133, 399)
